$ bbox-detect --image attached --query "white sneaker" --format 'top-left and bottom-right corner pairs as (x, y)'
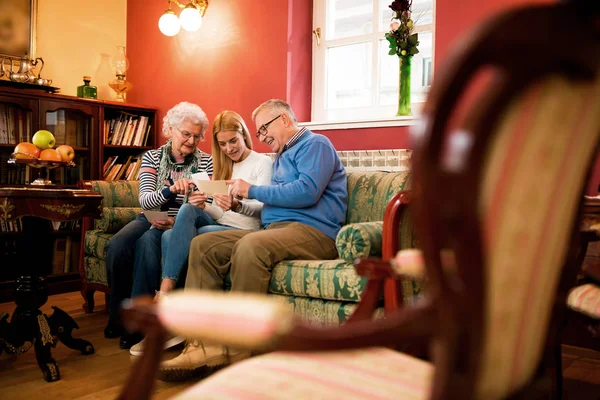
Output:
(158, 340), (251, 381)
(129, 335), (186, 356)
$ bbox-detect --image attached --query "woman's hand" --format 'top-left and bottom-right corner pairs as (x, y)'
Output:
(188, 191), (208, 208)
(170, 178), (194, 195)
(213, 193), (238, 211)
(152, 217), (174, 231)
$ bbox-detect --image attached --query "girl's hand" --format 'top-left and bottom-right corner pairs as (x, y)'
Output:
(188, 191), (208, 208)
(170, 178), (194, 195)
(152, 217), (174, 230)
(213, 193), (235, 211)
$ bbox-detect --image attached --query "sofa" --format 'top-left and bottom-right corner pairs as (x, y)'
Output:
(79, 171), (422, 324)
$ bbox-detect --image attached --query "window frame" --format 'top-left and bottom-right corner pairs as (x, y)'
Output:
(311, 0), (435, 125)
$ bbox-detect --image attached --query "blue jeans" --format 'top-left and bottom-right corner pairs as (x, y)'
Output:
(105, 214), (153, 318)
(161, 204), (236, 282)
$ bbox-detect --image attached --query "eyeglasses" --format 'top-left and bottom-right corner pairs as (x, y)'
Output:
(255, 115), (282, 138)
(174, 126), (203, 142)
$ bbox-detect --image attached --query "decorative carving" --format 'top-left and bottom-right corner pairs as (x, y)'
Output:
(0, 198), (15, 220)
(40, 204), (84, 217)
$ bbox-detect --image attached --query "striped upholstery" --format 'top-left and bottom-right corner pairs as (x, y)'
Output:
(476, 74), (600, 398)
(174, 348), (432, 400)
(567, 283), (600, 319)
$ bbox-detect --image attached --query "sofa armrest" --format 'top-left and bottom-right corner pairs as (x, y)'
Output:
(95, 207), (142, 233)
(336, 221), (383, 261)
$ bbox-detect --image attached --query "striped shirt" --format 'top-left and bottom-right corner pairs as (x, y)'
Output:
(282, 127), (307, 153)
(139, 145), (213, 217)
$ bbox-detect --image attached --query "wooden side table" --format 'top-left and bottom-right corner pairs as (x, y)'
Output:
(0, 185), (102, 382)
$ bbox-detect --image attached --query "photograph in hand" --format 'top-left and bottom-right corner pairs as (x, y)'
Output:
(144, 211), (169, 222)
(193, 179), (229, 196)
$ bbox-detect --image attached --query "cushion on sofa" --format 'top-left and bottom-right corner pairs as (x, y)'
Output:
(336, 221), (383, 261)
(269, 259), (367, 302)
(94, 206), (142, 233)
(89, 180), (140, 208)
(346, 171), (411, 224)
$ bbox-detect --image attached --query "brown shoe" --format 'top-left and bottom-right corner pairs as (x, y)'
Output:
(158, 340), (251, 382)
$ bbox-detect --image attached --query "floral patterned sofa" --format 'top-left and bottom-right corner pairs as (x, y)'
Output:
(78, 171), (422, 324)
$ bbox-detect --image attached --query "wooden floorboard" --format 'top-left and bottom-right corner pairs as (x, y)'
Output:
(1, 291), (599, 399)
(0, 291), (192, 399)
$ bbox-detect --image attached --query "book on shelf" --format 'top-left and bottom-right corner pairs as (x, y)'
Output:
(103, 153), (144, 181)
(105, 111), (151, 146)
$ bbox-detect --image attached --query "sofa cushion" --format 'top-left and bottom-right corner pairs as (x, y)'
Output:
(94, 207), (142, 233)
(346, 171), (411, 224)
(336, 221), (383, 261)
(84, 230), (113, 260)
(270, 294), (360, 325)
(90, 180), (140, 208)
(268, 259), (367, 303)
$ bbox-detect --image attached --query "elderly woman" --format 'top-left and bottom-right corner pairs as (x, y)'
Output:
(103, 101), (212, 349)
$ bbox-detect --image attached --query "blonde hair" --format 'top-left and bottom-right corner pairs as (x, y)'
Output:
(251, 99), (298, 127)
(211, 110), (253, 181)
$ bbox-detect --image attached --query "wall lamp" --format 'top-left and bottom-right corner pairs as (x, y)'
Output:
(158, 0), (209, 36)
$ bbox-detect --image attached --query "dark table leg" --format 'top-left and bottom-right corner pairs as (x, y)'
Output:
(0, 275), (94, 382)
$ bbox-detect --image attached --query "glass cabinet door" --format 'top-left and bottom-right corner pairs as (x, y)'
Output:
(40, 100), (99, 185)
(0, 95), (38, 185)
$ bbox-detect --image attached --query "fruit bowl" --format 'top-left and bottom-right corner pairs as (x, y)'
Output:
(8, 156), (76, 185)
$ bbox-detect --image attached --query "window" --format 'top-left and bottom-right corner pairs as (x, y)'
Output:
(312, 0), (435, 122)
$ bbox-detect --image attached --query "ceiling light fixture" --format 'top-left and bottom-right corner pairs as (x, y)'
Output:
(158, 0), (209, 37)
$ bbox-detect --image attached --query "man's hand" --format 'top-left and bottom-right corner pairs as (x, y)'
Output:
(213, 193), (238, 211)
(170, 178), (194, 195)
(151, 217), (174, 230)
(227, 179), (251, 199)
(188, 191), (208, 208)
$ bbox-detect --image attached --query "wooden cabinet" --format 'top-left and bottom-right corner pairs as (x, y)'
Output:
(0, 86), (158, 302)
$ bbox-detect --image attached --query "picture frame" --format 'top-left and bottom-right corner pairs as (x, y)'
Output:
(0, 0), (37, 59)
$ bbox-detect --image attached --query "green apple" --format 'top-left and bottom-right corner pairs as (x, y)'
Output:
(32, 130), (56, 150)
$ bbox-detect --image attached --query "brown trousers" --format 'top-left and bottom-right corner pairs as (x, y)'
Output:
(185, 222), (338, 293)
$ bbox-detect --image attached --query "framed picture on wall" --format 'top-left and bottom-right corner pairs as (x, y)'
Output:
(0, 0), (37, 58)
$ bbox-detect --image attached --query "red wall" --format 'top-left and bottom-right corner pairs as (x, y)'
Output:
(127, 0), (555, 152)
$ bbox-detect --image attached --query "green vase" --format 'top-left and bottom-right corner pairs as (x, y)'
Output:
(396, 55), (412, 116)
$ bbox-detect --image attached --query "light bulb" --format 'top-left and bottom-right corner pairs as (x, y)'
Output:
(159, 9), (181, 36)
(180, 5), (202, 32)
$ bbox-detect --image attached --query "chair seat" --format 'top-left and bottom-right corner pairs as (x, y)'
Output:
(173, 347), (433, 400)
(567, 283), (600, 319)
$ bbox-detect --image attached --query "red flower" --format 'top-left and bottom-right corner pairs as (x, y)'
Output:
(389, 0), (409, 12)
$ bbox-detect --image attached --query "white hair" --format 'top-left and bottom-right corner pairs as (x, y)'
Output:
(162, 101), (209, 138)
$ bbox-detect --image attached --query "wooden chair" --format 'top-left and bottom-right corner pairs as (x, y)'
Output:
(118, 1), (600, 399)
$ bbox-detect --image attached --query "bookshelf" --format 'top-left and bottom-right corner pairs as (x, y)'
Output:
(0, 86), (158, 302)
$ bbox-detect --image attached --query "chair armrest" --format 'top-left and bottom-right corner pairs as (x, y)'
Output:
(121, 291), (435, 353)
(95, 207), (142, 233)
(583, 263), (600, 283)
(336, 221), (383, 261)
(355, 249), (457, 279)
(156, 291), (296, 351)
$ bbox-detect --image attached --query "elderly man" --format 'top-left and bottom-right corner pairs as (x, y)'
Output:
(158, 99), (348, 381)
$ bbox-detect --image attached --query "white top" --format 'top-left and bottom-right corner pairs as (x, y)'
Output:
(204, 150), (273, 230)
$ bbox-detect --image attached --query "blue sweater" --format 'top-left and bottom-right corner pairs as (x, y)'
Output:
(248, 130), (347, 240)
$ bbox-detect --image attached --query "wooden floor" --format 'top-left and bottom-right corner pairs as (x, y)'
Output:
(0, 291), (599, 399)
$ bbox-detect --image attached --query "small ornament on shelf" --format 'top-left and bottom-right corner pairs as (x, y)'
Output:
(109, 46), (133, 102)
(77, 76), (97, 99)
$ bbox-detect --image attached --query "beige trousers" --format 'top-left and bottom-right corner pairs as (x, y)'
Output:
(185, 222), (338, 293)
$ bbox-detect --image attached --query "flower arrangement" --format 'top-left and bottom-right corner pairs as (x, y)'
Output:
(385, 0), (420, 58)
